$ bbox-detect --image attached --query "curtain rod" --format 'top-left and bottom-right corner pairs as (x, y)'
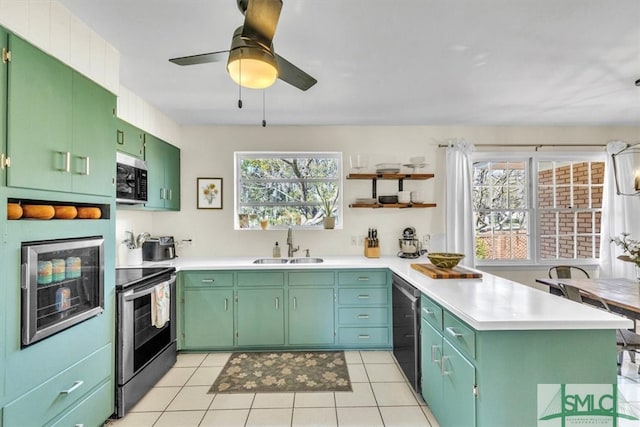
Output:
(438, 143), (606, 152)
(437, 143), (606, 148)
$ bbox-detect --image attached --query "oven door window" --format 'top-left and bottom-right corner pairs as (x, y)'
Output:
(133, 293), (171, 372)
(22, 237), (105, 346)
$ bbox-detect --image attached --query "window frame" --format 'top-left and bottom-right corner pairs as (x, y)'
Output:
(472, 150), (605, 267)
(234, 151), (343, 230)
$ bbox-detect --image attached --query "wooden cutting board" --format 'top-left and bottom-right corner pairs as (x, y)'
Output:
(411, 263), (482, 279)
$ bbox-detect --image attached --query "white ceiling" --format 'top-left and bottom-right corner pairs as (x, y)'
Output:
(58, 0), (640, 127)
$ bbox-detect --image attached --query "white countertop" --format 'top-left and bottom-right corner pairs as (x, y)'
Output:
(134, 255), (632, 331)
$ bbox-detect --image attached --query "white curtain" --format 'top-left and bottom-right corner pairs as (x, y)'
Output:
(445, 139), (475, 267)
(598, 141), (640, 278)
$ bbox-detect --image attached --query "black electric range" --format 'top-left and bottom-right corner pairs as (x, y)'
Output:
(115, 267), (176, 290)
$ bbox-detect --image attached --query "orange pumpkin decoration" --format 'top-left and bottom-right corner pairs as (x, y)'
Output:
(53, 206), (78, 220)
(76, 207), (102, 219)
(22, 205), (55, 220)
(7, 203), (23, 220)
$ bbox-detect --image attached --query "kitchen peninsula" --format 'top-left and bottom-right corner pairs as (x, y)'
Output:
(149, 255), (629, 427)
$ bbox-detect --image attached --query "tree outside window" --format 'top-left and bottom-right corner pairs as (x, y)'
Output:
(235, 152), (342, 229)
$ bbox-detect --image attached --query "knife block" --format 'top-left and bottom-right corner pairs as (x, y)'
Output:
(364, 239), (380, 258)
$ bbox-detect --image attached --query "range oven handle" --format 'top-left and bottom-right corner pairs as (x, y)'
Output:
(124, 275), (176, 301)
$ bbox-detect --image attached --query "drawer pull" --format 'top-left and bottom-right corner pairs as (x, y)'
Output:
(201, 279), (214, 283)
(357, 294), (370, 299)
(357, 314), (369, 319)
(358, 334), (370, 339)
(275, 297), (279, 310)
(424, 308), (435, 315)
(60, 380), (84, 395)
(446, 327), (464, 339)
(293, 297), (297, 310)
(357, 277), (370, 281)
(224, 298), (229, 311)
(431, 344), (441, 363)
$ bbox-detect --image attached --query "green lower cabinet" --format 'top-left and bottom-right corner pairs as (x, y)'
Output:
(288, 288), (335, 346)
(183, 288), (234, 349)
(236, 288), (285, 346)
(421, 315), (477, 427)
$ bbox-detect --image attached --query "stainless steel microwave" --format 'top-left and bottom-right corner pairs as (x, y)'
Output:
(116, 152), (148, 204)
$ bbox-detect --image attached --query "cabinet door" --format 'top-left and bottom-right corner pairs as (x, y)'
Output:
(421, 320), (444, 418)
(7, 35), (72, 191)
(0, 29), (7, 187)
(71, 72), (116, 196)
(163, 142), (180, 210)
(442, 339), (476, 427)
(289, 288), (334, 345)
(183, 288), (234, 349)
(144, 133), (165, 209)
(237, 288), (284, 346)
(144, 134), (180, 210)
(115, 119), (144, 158)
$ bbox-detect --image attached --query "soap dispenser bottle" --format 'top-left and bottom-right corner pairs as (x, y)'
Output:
(273, 242), (281, 258)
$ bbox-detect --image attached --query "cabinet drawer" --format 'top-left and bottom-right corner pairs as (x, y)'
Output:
(338, 270), (387, 286)
(50, 380), (113, 427)
(443, 311), (476, 360)
(238, 271), (285, 287)
(3, 345), (111, 427)
(421, 294), (443, 330)
(289, 270), (335, 286)
(183, 271), (234, 287)
(338, 327), (389, 346)
(338, 288), (388, 305)
(338, 307), (389, 326)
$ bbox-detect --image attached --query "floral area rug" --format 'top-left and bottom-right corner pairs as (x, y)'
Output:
(210, 351), (352, 394)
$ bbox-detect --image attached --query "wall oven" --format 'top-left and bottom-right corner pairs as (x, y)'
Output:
(115, 267), (177, 418)
(21, 236), (104, 347)
(392, 273), (421, 393)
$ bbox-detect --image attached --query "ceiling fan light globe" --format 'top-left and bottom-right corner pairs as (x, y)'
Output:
(227, 48), (278, 89)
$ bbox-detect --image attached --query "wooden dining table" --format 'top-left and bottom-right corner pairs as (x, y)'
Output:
(535, 277), (640, 322)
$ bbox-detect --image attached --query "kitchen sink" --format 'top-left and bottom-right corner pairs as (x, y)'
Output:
(252, 258), (290, 264)
(288, 257), (324, 264)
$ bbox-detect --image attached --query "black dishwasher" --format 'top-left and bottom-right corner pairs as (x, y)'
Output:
(392, 273), (421, 393)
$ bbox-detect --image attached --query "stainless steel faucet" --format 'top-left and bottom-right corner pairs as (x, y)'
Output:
(287, 226), (299, 257)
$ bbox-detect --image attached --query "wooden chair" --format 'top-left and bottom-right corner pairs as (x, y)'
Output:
(557, 282), (640, 374)
(548, 266), (590, 279)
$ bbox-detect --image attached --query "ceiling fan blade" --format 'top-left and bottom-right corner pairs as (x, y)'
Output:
(275, 54), (317, 91)
(242, 0), (282, 47)
(169, 50), (229, 66)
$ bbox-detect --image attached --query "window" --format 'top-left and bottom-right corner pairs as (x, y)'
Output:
(235, 152), (342, 230)
(472, 152), (605, 265)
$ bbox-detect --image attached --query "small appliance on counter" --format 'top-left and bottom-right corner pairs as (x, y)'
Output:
(398, 226), (423, 259)
(142, 236), (176, 261)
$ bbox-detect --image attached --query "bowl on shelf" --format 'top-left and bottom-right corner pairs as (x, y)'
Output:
(427, 252), (465, 268)
(378, 195), (398, 204)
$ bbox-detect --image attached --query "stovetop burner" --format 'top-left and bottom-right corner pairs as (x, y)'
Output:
(115, 267), (175, 290)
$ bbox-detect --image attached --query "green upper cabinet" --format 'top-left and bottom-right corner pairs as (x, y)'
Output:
(115, 118), (144, 158)
(6, 34), (72, 192)
(0, 28), (8, 187)
(5, 34), (115, 196)
(71, 72), (116, 196)
(144, 133), (180, 211)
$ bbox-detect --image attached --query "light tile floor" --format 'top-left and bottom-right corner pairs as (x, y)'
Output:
(107, 351), (438, 427)
(107, 351), (640, 427)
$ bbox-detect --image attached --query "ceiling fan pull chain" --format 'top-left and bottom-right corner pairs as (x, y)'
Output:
(237, 51), (243, 108)
(262, 89), (267, 127)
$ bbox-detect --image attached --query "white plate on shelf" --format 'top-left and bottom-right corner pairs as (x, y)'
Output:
(403, 163), (428, 170)
(375, 163), (401, 173)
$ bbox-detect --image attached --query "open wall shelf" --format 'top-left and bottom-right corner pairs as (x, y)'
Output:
(346, 173), (437, 209)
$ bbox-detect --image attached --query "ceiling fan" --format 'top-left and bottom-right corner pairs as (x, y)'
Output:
(169, 0), (317, 91)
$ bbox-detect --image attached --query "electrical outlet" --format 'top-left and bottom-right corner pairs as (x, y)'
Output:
(422, 234), (431, 249)
(350, 235), (358, 246)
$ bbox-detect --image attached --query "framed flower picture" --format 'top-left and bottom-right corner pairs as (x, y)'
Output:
(197, 178), (223, 209)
